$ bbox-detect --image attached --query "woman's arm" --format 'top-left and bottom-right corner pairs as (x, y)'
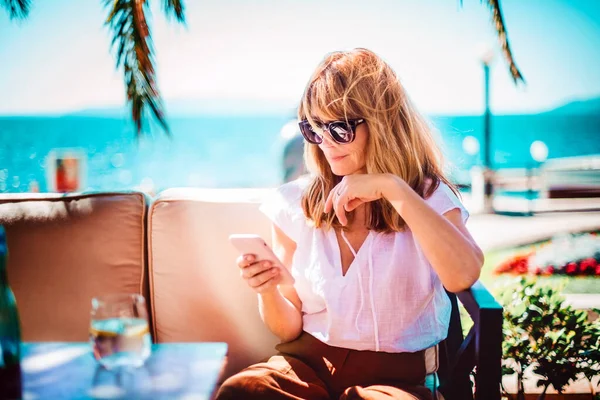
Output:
(257, 224), (303, 342)
(382, 174), (484, 293)
(325, 173), (483, 293)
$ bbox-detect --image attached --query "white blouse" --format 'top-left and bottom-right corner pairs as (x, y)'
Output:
(259, 175), (469, 353)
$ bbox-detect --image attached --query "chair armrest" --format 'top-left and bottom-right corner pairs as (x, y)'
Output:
(456, 281), (503, 400)
(457, 281), (503, 325)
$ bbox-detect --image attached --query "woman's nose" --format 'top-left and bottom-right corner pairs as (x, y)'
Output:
(319, 129), (337, 147)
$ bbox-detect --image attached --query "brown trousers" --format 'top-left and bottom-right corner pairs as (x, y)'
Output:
(215, 332), (433, 400)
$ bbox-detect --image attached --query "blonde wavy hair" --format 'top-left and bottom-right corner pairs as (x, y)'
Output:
(298, 48), (458, 233)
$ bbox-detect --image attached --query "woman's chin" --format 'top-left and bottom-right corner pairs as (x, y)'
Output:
(330, 165), (348, 176)
(330, 165), (359, 176)
(327, 157), (366, 176)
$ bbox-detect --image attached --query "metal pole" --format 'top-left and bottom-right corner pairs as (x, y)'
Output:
(483, 62), (491, 170)
(527, 161), (534, 216)
(483, 61), (494, 212)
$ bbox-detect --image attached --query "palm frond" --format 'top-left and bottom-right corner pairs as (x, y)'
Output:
(104, 0), (171, 137)
(482, 0), (524, 84)
(1, 0), (31, 20)
(459, 0), (525, 84)
(162, 0), (185, 23)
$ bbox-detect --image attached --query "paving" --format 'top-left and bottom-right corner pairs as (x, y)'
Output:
(462, 196), (600, 252)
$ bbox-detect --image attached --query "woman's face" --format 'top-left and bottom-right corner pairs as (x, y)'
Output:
(316, 119), (369, 176)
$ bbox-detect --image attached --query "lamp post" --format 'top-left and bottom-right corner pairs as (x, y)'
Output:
(480, 47), (495, 213)
(462, 135), (479, 188)
(528, 140), (549, 215)
(463, 135), (486, 212)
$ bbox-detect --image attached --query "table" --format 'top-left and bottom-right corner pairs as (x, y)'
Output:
(19, 342), (228, 400)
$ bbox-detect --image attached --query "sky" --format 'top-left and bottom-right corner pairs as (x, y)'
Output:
(0, 0), (599, 116)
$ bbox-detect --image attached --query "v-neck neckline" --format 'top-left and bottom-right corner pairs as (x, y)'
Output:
(330, 229), (373, 278)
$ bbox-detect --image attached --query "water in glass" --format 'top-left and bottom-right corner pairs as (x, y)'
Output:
(90, 294), (151, 369)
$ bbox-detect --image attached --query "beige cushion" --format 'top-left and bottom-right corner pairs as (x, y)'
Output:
(0, 192), (148, 342)
(148, 188), (279, 379)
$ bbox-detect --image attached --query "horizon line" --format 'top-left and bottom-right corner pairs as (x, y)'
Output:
(0, 94), (598, 118)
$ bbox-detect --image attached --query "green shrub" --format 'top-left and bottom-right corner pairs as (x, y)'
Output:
(496, 278), (600, 399)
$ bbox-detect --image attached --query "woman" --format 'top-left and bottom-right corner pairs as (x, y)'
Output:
(216, 48), (483, 400)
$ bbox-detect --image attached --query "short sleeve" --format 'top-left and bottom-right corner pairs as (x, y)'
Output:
(259, 177), (310, 242)
(425, 182), (469, 224)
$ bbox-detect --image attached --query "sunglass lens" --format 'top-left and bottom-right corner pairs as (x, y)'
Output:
(329, 122), (354, 143)
(299, 121), (322, 144)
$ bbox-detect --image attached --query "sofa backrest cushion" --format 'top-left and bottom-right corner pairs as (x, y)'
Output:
(0, 192), (148, 341)
(148, 188), (279, 379)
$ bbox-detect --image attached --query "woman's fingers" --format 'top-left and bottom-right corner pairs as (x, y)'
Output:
(236, 254), (255, 268)
(254, 274), (282, 293)
(248, 267), (280, 290)
(333, 191), (348, 226)
(241, 260), (272, 279)
(345, 197), (363, 212)
(237, 255), (281, 293)
(253, 273), (282, 293)
(325, 184), (349, 225)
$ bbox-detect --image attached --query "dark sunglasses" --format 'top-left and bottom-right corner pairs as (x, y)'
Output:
(298, 118), (365, 145)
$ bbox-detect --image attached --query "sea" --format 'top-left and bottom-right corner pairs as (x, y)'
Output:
(0, 112), (599, 194)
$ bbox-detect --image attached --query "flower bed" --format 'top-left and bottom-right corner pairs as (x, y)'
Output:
(494, 231), (600, 276)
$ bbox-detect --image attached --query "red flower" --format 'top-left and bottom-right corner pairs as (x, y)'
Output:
(566, 263), (577, 275)
(579, 260), (589, 273)
(516, 262), (528, 274)
(595, 265), (600, 276)
(533, 267), (541, 275)
(494, 260), (514, 274)
(580, 258), (597, 274)
(544, 266), (555, 276)
(494, 253), (532, 275)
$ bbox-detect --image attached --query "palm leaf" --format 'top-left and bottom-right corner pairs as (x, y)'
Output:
(104, 0), (184, 137)
(162, 0), (185, 22)
(482, 0), (525, 83)
(460, 0), (525, 84)
(0, 0), (30, 20)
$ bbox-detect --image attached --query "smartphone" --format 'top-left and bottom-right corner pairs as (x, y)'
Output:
(228, 234), (295, 285)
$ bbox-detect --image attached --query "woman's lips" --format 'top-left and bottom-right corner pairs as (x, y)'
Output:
(330, 155), (347, 162)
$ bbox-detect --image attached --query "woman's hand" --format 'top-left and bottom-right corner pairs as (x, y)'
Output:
(237, 254), (281, 294)
(324, 173), (394, 226)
